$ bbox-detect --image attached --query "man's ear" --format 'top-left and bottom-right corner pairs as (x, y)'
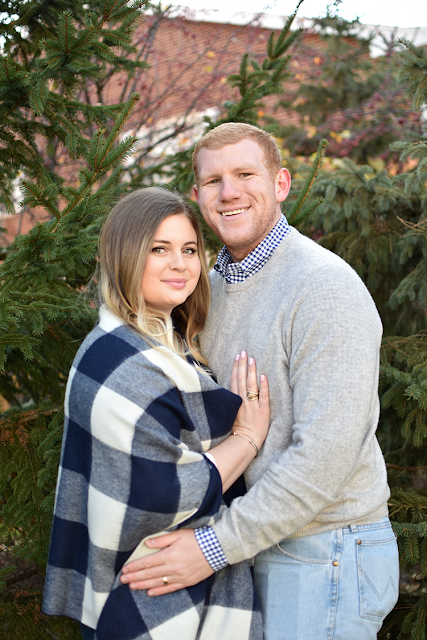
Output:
(192, 184), (199, 204)
(276, 168), (291, 203)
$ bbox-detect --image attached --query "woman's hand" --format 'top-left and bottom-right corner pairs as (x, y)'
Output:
(230, 351), (270, 452)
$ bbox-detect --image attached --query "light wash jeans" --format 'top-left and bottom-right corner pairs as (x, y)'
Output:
(253, 517), (399, 640)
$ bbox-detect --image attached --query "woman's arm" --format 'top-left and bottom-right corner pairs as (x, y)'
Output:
(120, 351), (270, 594)
(207, 351), (269, 492)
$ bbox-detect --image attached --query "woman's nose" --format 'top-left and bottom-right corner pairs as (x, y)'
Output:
(169, 251), (186, 270)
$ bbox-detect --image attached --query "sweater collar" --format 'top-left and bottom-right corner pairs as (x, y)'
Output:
(213, 214), (291, 284)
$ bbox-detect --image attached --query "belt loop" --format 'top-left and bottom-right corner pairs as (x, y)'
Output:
(350, 524), (358, 533)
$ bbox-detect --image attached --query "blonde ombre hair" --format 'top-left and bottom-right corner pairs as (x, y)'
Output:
(99, 187), (210, 363)
(192, 122), (283, 185)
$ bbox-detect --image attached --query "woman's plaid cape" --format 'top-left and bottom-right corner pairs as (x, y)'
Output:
(43, 306), (262, 640)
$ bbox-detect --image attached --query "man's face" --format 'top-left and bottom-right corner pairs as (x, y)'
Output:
(193, 138), (291, 262)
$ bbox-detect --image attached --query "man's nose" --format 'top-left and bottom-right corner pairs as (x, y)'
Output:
(219, 178), (241, 201)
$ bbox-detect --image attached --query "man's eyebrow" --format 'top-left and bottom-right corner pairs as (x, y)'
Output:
(201, 166), (256, 179)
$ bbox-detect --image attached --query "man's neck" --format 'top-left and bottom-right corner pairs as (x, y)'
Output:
(226, 218), (282, 263)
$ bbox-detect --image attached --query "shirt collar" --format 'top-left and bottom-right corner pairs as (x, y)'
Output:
(214, 214), (291, 284)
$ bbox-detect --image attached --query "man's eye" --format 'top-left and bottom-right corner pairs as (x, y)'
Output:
(240, 173), (252, 177)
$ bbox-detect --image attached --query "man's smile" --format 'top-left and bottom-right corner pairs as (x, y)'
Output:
(219, 207), (249, 217)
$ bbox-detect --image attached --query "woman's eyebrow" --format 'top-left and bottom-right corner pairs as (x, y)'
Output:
(152, 239), (197, 245)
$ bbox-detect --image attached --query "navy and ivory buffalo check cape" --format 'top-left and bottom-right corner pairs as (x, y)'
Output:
(43, 306), (262, 640)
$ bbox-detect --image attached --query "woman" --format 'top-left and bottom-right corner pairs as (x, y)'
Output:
(42, 187), (270, 640)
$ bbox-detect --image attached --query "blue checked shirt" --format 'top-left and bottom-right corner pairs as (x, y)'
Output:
(195, 214), (291, 570)
(213, 214), (291, 284)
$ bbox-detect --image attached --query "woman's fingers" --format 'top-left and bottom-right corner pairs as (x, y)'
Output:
(231, 352), (265, 402)
(229, 353), (270, 451)
(258, 373), (269, 409)
(246, 356), (259, 396)
(237, 351), (248, 398)
(230, 353), (240, 395)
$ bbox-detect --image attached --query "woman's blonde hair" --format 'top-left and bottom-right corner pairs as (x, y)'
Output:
(99, 187), (210, 363)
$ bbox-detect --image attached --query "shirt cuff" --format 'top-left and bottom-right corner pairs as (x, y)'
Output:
(194, 526), (228, 571)
(204, 451), (218, 467)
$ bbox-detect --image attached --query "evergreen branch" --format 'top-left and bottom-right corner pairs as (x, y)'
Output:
(287, 139), (328, 224)
(2, 96), (27, 119)
(273, 17), (302, 58)
(387, 464), (427, 471)
(397, 39), (427, 109)
(63, 12), (71, 54)
(4, 567), (42, 587)
(20, 182), (61, 220)
(289, 197), (324, 227)
(93, 93), (139, 170)
(0, 409), (58, 430)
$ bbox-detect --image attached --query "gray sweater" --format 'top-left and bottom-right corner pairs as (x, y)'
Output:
(200, 228), (389, 565)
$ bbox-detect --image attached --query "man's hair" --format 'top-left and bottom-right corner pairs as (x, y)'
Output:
(192, 122), (283, 184)
(99, 186), (209, 363)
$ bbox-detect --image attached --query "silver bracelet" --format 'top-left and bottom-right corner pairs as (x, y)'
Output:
(232, 431), (259, 457)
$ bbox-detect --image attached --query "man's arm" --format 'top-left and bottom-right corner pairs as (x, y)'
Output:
(210, 265), (387, 562)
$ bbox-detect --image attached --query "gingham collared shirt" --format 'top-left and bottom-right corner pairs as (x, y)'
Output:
(213, 214), (291, 284)
(195, 215), (292, 571)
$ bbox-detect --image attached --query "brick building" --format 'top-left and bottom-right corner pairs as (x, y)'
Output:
(1, 9), (425, 245)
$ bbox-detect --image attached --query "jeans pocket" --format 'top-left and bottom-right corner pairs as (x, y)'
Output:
(274, 531), (335, 564)
(357, 532), (399, 621)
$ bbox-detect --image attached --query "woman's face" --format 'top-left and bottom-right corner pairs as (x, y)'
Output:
(141, 213), (201, 315)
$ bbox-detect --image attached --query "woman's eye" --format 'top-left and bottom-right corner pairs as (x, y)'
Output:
(152, 246), (165, 253)
(183, 248), (197, 255)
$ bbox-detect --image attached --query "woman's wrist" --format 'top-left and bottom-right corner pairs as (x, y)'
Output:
(207, 426), (259, 491)
(231, 431), (259, 457)
(231, 424), (264, 452)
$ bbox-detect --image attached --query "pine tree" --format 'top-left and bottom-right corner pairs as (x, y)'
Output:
(0, 1), (146, 637)
(269, 13), (423, 164)
(311, 40), (427, 640)
(0, 1), (327, 637)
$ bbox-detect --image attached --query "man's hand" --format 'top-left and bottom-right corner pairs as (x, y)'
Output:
(120, 529), (214, 596)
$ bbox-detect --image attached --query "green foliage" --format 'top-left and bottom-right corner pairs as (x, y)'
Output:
(217, 1), (303, 126)
(272, 13), (423, 164)
(288, 14), (380, 121)
(397, 39), (427, 110)
(0, 0), (147, 213)
(286, 138), (328, 226)
(0, 1), (145, 634)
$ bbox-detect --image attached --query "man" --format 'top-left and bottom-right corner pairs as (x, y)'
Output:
(121, 123), (399, 639)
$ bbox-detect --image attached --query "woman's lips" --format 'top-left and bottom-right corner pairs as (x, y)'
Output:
(163, 279), (187, 289)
